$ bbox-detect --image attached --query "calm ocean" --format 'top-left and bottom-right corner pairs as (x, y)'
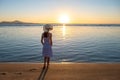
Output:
(0, 26), (120, 62)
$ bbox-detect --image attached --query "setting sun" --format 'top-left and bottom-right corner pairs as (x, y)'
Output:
(59, 14), (70, 23)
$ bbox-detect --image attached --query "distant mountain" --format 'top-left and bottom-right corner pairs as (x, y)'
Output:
(0, 20), (43, 26)
(0, 20), (120, 26)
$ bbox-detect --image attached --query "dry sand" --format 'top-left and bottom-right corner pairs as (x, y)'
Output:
(0, 63), (120, 80)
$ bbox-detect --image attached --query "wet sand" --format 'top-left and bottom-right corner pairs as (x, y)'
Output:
(0, 63), (120, 80)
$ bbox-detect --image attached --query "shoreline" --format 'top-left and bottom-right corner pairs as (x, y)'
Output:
(0, 62), (120, 64)
(0, 63), (120, 80)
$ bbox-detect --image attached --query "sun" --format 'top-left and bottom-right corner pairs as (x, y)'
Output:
(59, 14), (70, 23)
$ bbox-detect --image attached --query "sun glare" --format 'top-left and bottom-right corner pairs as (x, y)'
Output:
(59, 14), (70, 23)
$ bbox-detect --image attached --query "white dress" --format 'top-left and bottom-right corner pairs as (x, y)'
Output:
(42, 34), (53, 57)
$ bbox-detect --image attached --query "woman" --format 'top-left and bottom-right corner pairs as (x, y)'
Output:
(41, 24), (53, 68)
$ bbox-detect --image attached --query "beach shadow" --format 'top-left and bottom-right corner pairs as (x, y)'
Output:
(37, 66), (49, 80)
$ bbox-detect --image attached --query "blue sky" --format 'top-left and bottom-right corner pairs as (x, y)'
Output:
(0, 0), (120, 23)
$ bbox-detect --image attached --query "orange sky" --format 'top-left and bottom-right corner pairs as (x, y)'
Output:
(0, 0), (120, 24)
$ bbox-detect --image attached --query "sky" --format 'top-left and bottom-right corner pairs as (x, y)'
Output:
(0, 0), (120, 24)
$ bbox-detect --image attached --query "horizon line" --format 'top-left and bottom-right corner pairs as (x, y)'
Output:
(0, 20), (120, 25)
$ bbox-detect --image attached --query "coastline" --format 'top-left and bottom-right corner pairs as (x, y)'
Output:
(0, 63), (120, 80)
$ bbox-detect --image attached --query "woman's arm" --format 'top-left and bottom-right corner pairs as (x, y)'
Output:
(50, 33), (53, 46)
(41, 33), (44, 45)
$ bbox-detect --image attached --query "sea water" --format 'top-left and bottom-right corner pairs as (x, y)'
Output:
(0, 26), (120, 62)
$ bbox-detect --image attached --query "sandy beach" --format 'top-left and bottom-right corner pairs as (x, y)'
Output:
(0, 63), (120, 80)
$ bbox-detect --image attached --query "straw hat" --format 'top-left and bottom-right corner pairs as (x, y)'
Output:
(43, 24), (53, 32)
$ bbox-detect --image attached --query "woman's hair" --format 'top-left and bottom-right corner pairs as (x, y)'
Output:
(43, 32), (49, 38)
(43, 24), (53, 32)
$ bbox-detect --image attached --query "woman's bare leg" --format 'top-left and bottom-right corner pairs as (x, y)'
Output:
(47, 57), (50, 67)
(44, 57), (47, 68)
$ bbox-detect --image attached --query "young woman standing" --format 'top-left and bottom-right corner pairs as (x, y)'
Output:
(41, 24), (53, 68)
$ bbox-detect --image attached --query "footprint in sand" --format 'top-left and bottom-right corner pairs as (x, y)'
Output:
(29, 68), (37, 72)
(14, 72), (22, 75)
(0, 72), (7, 75)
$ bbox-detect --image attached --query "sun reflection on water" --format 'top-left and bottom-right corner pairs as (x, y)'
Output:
(62, 25), (66, 39)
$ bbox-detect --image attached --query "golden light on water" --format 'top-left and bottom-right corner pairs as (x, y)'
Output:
(62, 25), (66, 37)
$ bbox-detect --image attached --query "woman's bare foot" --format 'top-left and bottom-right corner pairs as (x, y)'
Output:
(43, 65), (46, 69)
(47, 64), (49, 68)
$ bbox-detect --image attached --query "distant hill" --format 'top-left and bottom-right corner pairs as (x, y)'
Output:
(0, 20), (120, 26)
(0, 20), (43, 26)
